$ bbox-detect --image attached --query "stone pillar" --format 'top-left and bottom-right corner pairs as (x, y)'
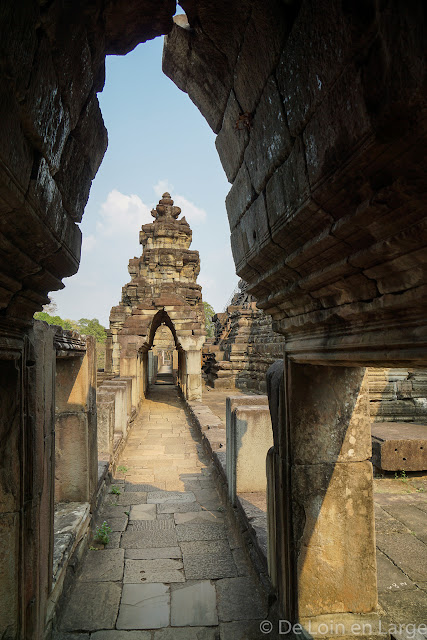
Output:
(225, 395), (269, 504)
(0, 322), (56, 640)
(172, 349), (178, 382)
(267, 360), (377, 626)
(97, 389), (115, 460)
(101, 380), (129, 439)
(184, 349), (202, 401)
(55, 336), (97, 505)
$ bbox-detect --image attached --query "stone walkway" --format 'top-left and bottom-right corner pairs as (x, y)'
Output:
(55, 378), (270, 640)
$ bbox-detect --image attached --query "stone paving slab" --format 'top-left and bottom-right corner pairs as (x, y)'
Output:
(53, 634), (90, 640)
(79, 549), (125, 582)
(105, 532), (122, 549)
(129, 503), (156, 520)
(376, 549), (416, 593)
(376, 532), (427, 582)
(180, 540), (232, 556)
(60, 582), (122, 631)
(124, 558), (185, 583)
(127, 519), (175, 531)
(219, 620), (273, 639)
(174, 511), (224, 525)
(125, 547), (182, 560)
(121, 528), (179, 549)
(126, 483), (166, 492)
(379, 588), (427, 625)
(117, 583), (170, 630)
(215, 577), (268, 622)
(176, 523), (227, 542)
(171, 580), (218, 626)
(91, 632), (152, 639)
(380, 502), (427, 543)
(153, 627), (218, 640)
(182, 550), (237, 581)
(100, 504), (131, 518)
(105, 492), (147, 505)
(147, 491), (196, 504)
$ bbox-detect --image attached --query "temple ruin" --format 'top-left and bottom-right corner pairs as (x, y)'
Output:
(105, 192), (205, 403)
(0, 1), (426, 638)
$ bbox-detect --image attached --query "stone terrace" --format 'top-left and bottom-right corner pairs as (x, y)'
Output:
(54, 376), (273, 639)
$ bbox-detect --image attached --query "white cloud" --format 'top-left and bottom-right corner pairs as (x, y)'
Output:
(97, 189), (152, 237)
(82, 234), (96, 252)
(154, 179), (173, 198)
(153, 179), (207, 225)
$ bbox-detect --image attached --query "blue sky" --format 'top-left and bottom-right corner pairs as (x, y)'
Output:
(54, 35), (239, 326)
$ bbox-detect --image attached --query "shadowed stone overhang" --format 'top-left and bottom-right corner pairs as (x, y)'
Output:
(0, 0), (426, 368)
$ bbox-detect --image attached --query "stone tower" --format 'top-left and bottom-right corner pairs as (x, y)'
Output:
(105, 192), (205, 402)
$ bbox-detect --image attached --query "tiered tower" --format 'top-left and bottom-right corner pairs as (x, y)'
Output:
(105, 193), (205, 402)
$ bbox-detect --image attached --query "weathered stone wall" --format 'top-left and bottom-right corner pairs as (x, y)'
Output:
(164, 0), (427, 366)
(0, 1), (174, 327)
(203, 282), (285, 393)
(369, 368), (427, 423)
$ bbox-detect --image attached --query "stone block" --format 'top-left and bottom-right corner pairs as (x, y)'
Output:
(22, 35), (71, 172)
(124, 558), (184, 583)
(276, 0), (352, 136)
(233, 0), (289, 114)
(244, 76), (292, 194)
(375, 531), (427, 583)
(96, 390), (115, 458)
(120, 527), (178, 549)
(0, 81), (33, 194)
(117, 583), (170, 630)
(182, 546), (237, 580)
(176, 523), (226, 542)
(125, 547), (181, 560)
(129, 503), (156, 520)
(163, 24), (230, 133)
(60, 582), (121, 631)
(216, 90), (250, 183)
(171, 580), (218, 626)
(216, 576), (267, 622)
(92, 632), (151, 640)
(372, 422), (427, 471)
(78, 549), (124, 582)
(225, 162), (254, 232)
(154, 627), (218, 640)
(292, 461), (377, 617)
(147, 491), (196, 504)
(227, 402), (272, 503)
(288, 364), (371, 464)
(55, 413), (91, 503)
(303, 64), (371, 190)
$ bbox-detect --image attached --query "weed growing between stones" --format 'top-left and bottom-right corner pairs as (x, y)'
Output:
(94, 521), (112, 545)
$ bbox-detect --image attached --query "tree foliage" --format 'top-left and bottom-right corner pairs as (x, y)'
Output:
(203, 301), (215, 338)
(33, 312), (107, 343)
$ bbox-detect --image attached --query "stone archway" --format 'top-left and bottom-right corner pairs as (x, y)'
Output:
(105, 193), (205, 402)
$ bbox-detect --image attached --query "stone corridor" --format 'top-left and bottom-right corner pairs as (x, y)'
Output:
(55, 372), (270, 639)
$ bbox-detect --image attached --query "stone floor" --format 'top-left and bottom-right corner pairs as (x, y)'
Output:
(55, 378), (271, 640)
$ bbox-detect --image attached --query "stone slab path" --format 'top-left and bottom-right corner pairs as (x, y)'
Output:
(55, 381), (270, 640)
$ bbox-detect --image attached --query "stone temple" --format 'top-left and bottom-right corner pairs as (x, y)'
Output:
(105, 192), (205, 402)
